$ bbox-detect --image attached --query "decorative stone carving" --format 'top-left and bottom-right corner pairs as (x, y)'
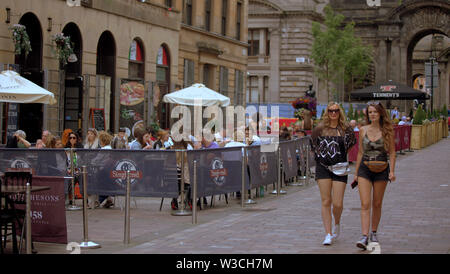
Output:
(400, 7), (450, 44)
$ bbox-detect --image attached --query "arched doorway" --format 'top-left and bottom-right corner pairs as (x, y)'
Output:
(156, 45), (171, 130)
(15, 13), (43, 143)
(407, 31), (449, 111)
(62, 22), (83, 132)
(96, 31), (116, 132)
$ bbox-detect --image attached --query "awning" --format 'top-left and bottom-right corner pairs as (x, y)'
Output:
(350, 80), (430, 101)
(0, 70), (56, 104)
(163, 83), (230, 107)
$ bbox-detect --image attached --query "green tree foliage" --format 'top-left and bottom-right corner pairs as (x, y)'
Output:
(311, 5), (372, 102)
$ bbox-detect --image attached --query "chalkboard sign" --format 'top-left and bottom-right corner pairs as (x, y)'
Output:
(90, 108), (105, 131)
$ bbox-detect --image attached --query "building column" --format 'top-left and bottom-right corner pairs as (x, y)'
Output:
(269, 28), (280, 103)
(259, 29), (266, 64)
(376, 39), (387, 83)
(391, 40), (401, 82)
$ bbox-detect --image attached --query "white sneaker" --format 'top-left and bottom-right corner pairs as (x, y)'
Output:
(322, 234), (333, 245)
(332, 224), (340, 239)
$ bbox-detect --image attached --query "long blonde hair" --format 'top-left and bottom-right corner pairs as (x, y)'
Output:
(322, 102), (347, 129)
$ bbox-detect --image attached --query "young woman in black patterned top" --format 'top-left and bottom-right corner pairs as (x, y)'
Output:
(311, 102), (356, 246)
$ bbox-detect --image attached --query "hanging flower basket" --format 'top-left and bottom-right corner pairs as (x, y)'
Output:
(52, 33), (74, 66)
(291, 95), (317, 119)
(9, 24), (32, 56)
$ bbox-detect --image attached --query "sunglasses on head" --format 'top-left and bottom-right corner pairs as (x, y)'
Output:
(367, 101), (381, 106)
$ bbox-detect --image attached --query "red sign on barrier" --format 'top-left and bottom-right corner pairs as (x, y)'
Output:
(394, 126), (401, 151)
(348, 131), (359, 162)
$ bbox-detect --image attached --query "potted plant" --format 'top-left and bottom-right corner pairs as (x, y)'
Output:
(52, 33), (74, 66)
(9, 24), (32, 56)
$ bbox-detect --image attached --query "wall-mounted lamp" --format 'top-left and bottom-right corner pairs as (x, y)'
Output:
(6, 8), (11, 24)
(47, 17), (52, 32)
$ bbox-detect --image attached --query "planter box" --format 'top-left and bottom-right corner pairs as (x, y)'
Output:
(444, 119), (449, 138)
(420, 124), (427, 148)
(427, 123), (433, 146)
(434, 121), (439, 143)
(411, 125), (422, 150)
(438, 120), (443, 140)
(431, 122), (437, 144)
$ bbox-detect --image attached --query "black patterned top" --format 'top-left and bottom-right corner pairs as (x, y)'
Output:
(311, 123), (357, 166)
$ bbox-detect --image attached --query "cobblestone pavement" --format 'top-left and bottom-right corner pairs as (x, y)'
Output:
(8, 137), (450, 254)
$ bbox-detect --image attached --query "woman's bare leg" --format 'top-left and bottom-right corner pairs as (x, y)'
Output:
(331, 181), (346, 225)
(317, 179), (333, 235)
(358, 177), (372, 236)
(371, 180), (388, 232)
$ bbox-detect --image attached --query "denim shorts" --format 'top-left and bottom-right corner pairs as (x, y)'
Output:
(357, 162), (389, 182)
(315, 163), (348, 183)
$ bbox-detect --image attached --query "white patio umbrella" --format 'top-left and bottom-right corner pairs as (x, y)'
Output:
(162, 83), (230, 107)
(0, 70), (56, 104)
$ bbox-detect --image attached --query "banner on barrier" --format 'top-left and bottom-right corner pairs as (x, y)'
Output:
(280, 140), (299, 179)
(247, 145), (278, 187)
(187, 147), (245, 197)
(0, 149), (67, 176)
(75, 149), (179, 198)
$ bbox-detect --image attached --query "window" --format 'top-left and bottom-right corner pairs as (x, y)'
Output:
(248, 29), (260, 56)
(221, 0), (227, 36)
(128, 39), (144, 79)
(219, 66), (228, 95)
(165, 0), (172, 8)
(203, 64), (212, 88)
(236, 2), (242, 40)
(205, 0), (211, 31)
(248, 29), (270, 56)
(184, 0), (192, 25)
(156, 46), (169, 82)
(184, 59), (194, 88)
(234, 70), (244, 106)
(246, 76), (259, 103)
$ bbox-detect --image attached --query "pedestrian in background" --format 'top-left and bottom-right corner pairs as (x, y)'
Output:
(311, 102), (356, 246)
(84, 128), (100, 149)
(6, 130), (31, 148)
(354, 101), (396, 250)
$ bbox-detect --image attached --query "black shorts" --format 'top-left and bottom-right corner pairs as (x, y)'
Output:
(315, 163), (348, 183)
(357, 162), (389, 182)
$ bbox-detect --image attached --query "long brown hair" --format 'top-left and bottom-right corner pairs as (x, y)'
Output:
(365, 102), (393, 152)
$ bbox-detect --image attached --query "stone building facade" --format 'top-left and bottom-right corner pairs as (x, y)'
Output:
(330, 0), (450, 112)
(0, 0), (248, 143)
(247, 0), (328, 105)
(178, 0), (249, 108)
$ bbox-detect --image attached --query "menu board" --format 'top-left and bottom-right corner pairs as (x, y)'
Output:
(90, 108), (105, 131)
(119, 79), (145, 138)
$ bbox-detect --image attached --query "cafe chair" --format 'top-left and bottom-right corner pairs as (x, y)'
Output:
(3, 171), (34, 253)
(0, 180), (19, 254)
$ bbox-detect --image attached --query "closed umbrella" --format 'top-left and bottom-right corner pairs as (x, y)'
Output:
(0, 70), (56, 104)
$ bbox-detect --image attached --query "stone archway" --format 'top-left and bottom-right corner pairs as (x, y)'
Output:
(380, 1), (450, 111)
